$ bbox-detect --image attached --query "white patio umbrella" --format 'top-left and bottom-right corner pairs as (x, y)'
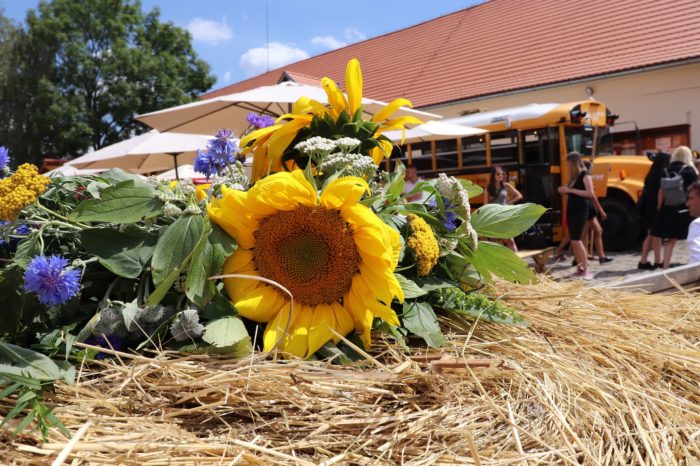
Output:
(136, 81), (442, 136)
(66, 130), (211, 179)
(155, 164), (205, 181)
(44, 165), (106, 177)
(383, 120), (487, 144)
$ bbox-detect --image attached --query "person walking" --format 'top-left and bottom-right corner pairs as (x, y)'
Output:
(557, 152), (596, 280)
(651, 146), (698, 269)
(485, 166), (523, 251)
(403, 164), (425, 202)
(638, 151), (670, 269)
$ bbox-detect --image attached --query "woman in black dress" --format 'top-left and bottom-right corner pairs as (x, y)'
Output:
(638, 151), (670, 269)
(558, 152), (597, 280)
(651, 146), (698, 269)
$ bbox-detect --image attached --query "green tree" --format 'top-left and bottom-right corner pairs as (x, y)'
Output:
(0, 0), (216, 166)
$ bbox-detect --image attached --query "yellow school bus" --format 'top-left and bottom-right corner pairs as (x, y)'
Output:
(387, 101), (651, 250)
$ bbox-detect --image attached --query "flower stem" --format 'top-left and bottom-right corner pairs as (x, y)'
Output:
(35, 202), (89, 228)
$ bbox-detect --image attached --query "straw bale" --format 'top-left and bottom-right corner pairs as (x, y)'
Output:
(2, 278), (699, 465)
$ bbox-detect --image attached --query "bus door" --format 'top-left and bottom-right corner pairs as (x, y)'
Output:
(519, 126), (562, 244)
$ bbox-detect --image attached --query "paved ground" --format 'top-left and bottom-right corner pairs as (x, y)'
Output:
(539, 240), (690, 286)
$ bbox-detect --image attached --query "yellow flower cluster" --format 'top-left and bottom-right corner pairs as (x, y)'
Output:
(0, 164), (51, 221)
(406, 214), (439, 277)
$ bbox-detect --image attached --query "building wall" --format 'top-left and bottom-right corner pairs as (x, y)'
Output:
(428, 62), (700, 153)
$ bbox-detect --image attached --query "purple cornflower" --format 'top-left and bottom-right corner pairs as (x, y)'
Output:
(0, 146), (9, 170)
(246, 112), (276, 129)
(23, 255), (81, 306)
(209, 129), (238, 157)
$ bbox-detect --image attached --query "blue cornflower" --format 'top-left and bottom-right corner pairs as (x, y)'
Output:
(0, 146), (9, 170)
(0, 221), (28, 248)
(15, 224), (30, 236)
(429, 196), (459, 232)
(246, 112), (276, 129)
(193, 149), (217, 178)
(23, 255), (81, 306)
(83, 334), (124, 359)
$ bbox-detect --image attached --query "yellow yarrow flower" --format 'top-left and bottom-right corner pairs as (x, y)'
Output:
(0, 164), (50, 221)
(406, 214), (439, 277)
(208, 170), (404, 358)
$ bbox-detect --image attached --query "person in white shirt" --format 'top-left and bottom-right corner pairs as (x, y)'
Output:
(403, 164), (425, 202)
(685, 181), (700, 263)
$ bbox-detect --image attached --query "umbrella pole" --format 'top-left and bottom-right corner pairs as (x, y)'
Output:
(171, 153), (180, 181)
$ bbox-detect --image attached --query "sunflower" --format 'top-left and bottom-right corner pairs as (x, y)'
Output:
(208, 170), (404, 358)
(240, 58), (422, 181)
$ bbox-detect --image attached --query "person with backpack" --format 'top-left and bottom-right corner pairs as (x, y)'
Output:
(651, 146), (698, 269)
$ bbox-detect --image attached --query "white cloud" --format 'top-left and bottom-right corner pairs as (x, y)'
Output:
(239, 42), (310, 76)
(311, 35), (347, 50)
(187, 17), (233, 45)
(344, 27), (366, 42)
(222, 71), (232, 83)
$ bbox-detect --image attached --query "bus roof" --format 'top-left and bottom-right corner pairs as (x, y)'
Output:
(446, 101), (607, 131)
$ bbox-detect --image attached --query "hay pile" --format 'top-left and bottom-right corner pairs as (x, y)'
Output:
(2, 279), (699, 465)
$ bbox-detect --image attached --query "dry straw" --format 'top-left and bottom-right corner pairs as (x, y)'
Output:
(2, 278), (699, 465)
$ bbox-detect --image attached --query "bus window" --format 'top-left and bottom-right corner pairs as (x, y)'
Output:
(410, 141), (433, 171)
(435, 139), (458, 170)
(490, 131), (519, 164)
(565, 125), (595, 156)
(523, 127), (560, 165)
(461, 135), (487, 166)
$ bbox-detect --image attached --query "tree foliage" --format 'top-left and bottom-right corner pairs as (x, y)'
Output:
(0, 0), (216, 166)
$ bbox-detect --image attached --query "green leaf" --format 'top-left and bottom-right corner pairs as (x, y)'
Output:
(12, 232), (43, 270)
(0, 269), (24, 334)
(69, 180), (164, 224)
(401, 301), (445, 347)
(395, 273), (427, 299)
(81, 226), (158, 278)
(466, 241), (537, 284)
(186, 222), (236, 307)
(202, 316), (250, 348)
(0, 342), (65, 381)
(458, 178), (484, 198)
(202, 291), (238, 320)
(121, 300), (140, 332)
(152, 215), (205, 287)
(470, 203), (546, 238)
(431, 288), (525, 326)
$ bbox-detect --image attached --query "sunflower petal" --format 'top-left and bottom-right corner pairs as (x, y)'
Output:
(283, 304), (313, 358)
(234, 284), (288, 322)
(321, 77), (348, 119)
(240, 124), (282, 151)
(263, 303), (296, 353)
(245, 170), (317, 214)
(208, 193), (259, 249)
(331, 302), (354, 342)
(345, 58), (363, 116)
(320, 176), (369, 210)
(369, 139), (393, 164)
(371, 98), (413, 123)
(266, 118), (312, 162)
(307, 303), (336, 357)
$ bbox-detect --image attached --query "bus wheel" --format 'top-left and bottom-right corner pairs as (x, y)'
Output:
(600, 197), (639, 251)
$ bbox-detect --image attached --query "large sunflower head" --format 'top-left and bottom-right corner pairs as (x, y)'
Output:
(208, 170), (404, 358)
(239, 58), (422, 181)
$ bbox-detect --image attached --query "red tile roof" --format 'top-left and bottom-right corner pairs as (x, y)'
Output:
(202, 0), (700, 108)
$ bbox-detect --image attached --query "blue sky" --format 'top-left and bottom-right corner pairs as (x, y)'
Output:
(2, 0), (480, 92)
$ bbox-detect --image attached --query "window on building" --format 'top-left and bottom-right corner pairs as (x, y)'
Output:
(435, 139), (458, 170)
(409, 141), (433, 171)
